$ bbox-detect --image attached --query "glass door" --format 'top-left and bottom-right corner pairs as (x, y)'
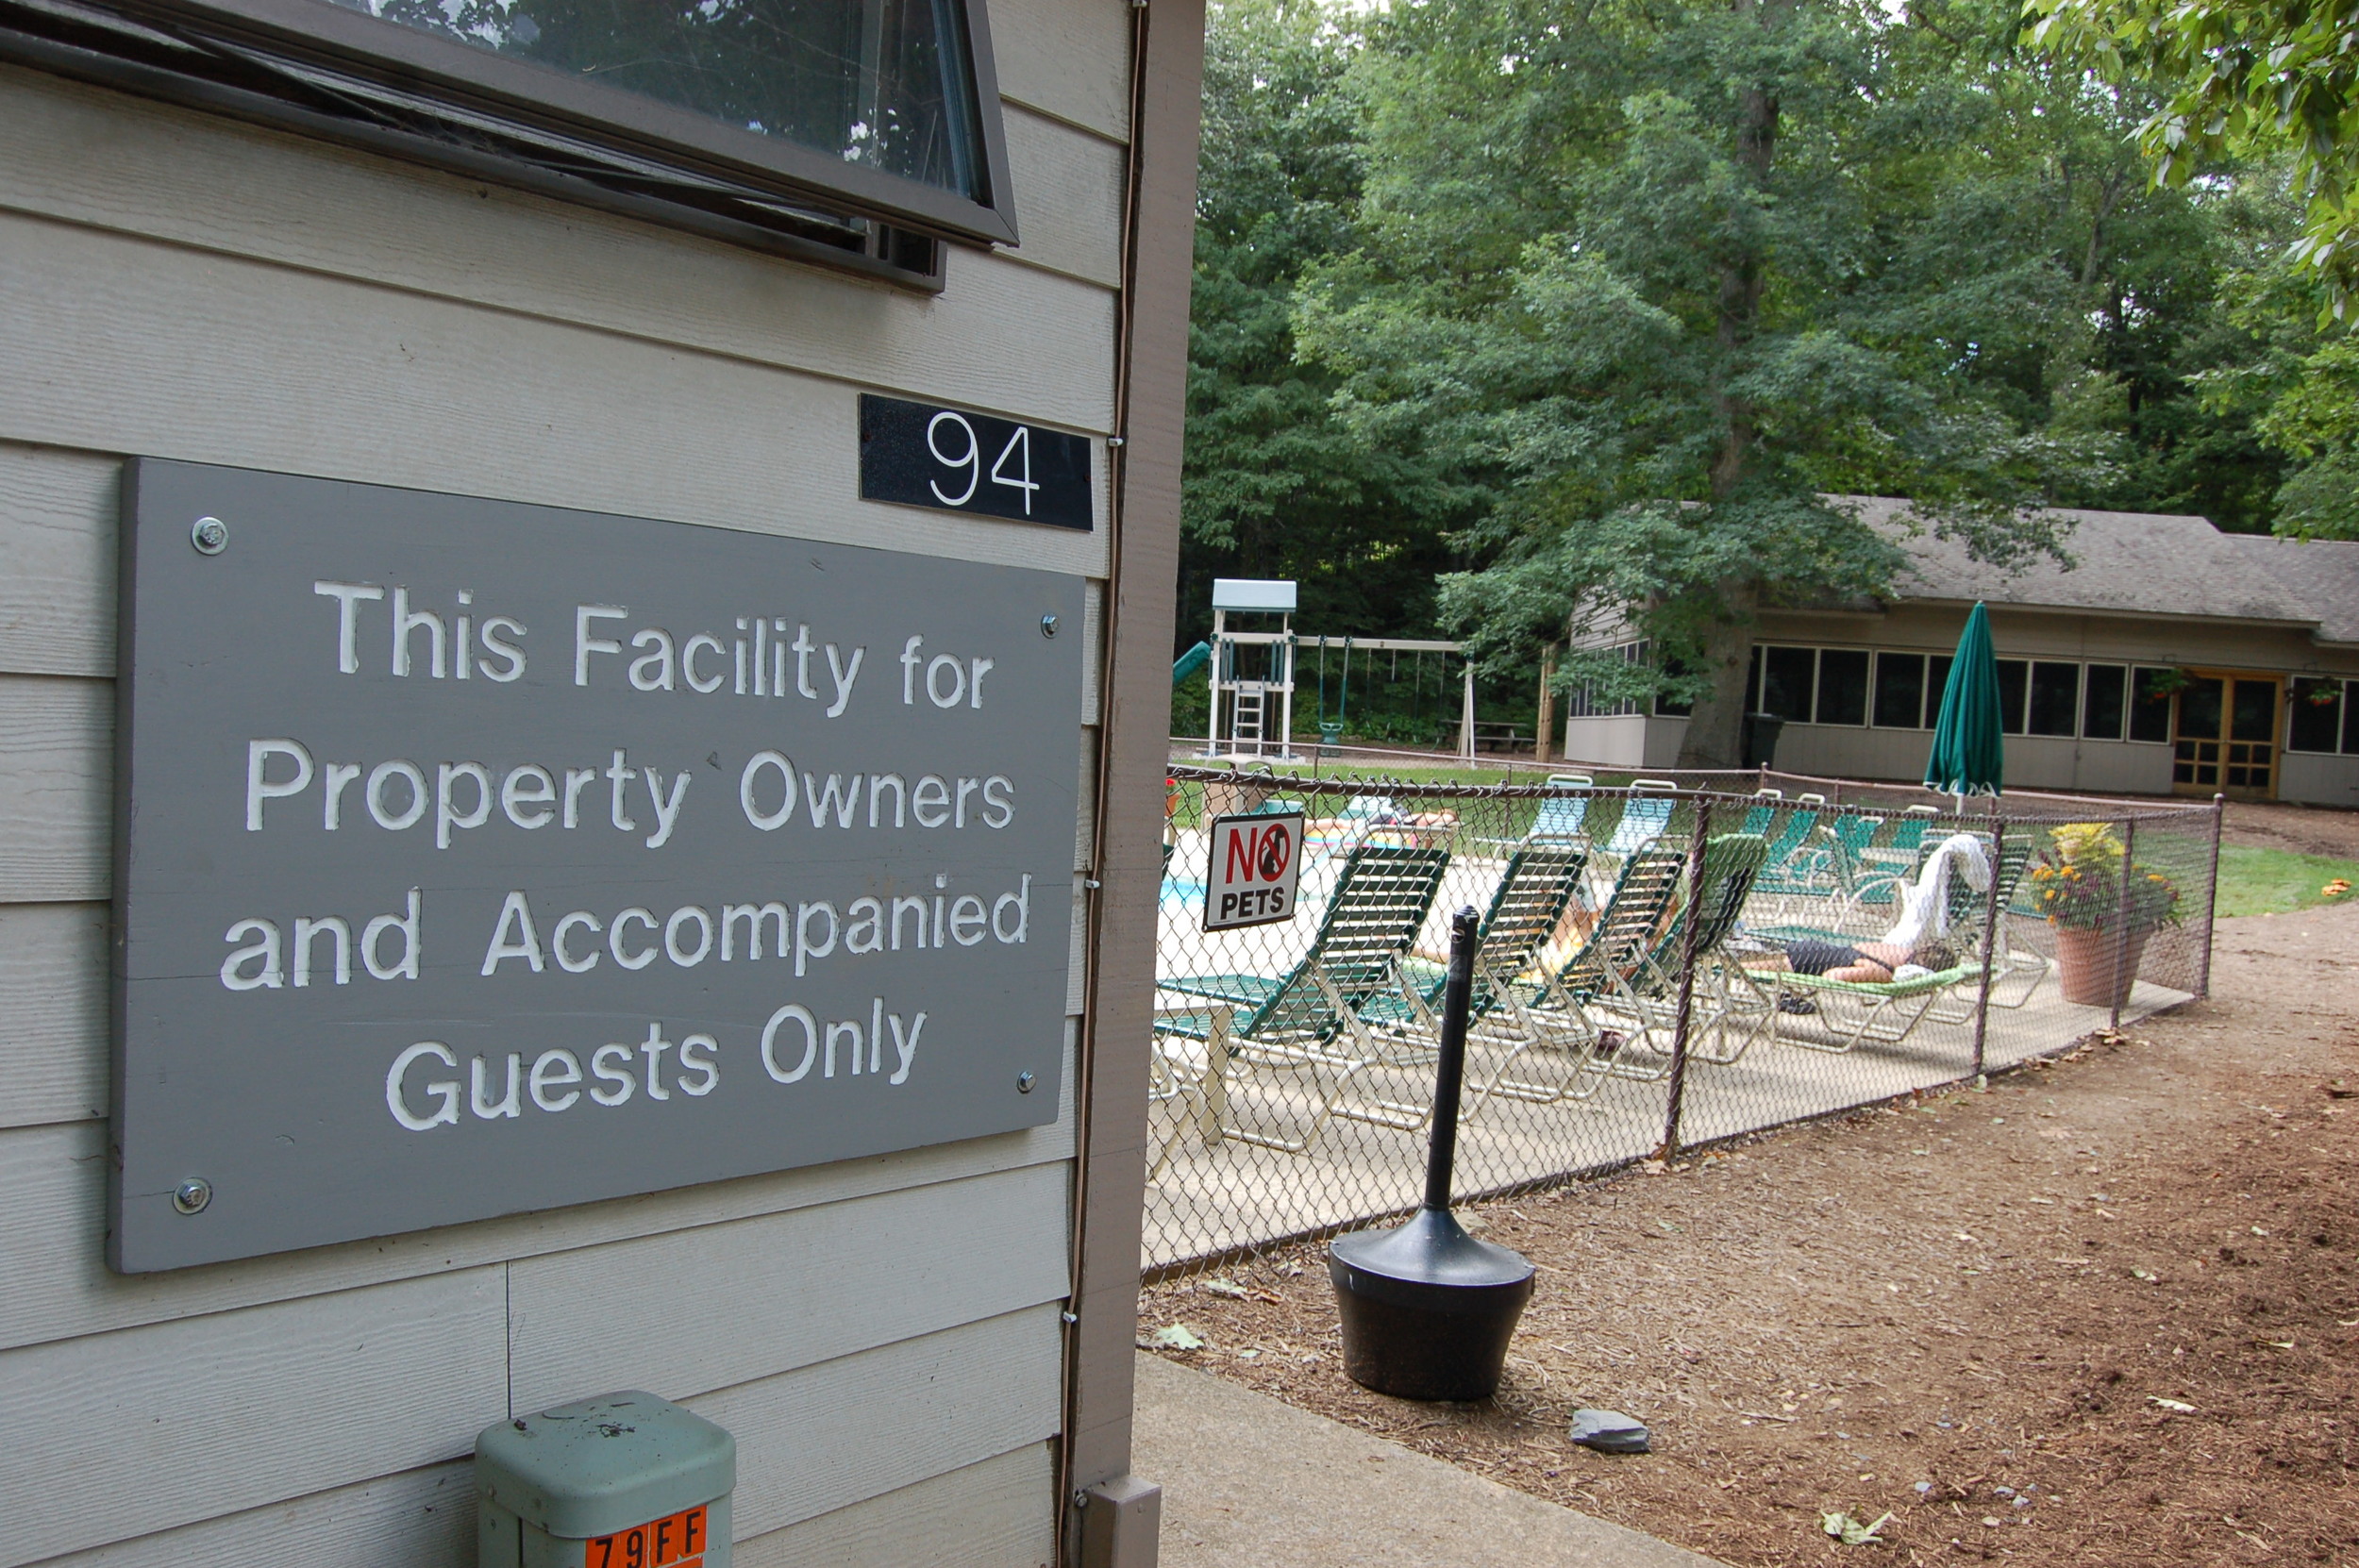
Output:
(2173, 672), (2281, 797)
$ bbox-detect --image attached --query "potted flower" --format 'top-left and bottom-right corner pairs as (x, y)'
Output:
(2028, 823), (2183, 1008)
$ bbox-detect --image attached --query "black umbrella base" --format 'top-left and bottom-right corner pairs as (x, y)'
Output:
(1329, 1209), (1535, 1401)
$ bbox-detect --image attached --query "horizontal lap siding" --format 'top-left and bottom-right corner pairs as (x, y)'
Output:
(0, 66), (1123, 442)
(35, 1442), (1058, 1568)
(694, 1307), (1065, 1539)
(734, 1443), (1056, 1568)
(0, 0), (1117, 1554)
(992, 0), (1135, 141)
(0, 1049), (1076, 1353)
(507, 1165), (1071, 1410)
(0, 444), (115, 676)
(0, 1270), (507, 1568)
(0, 903), (106, 1128)
(0, 216), (1113, 577)
(0, 678), (109, 901)
(29, 1463), (476, 1568)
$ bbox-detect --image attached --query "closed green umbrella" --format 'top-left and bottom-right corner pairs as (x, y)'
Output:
(1924, 601), (2003, 799)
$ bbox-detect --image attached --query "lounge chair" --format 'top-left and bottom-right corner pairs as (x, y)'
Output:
(1526, 775), (1596, 841)
(1732, 836), (2040, 1054)
(1851, 805), (1943, 900)
(1754, 810), (1879, 902)
(1343, 839), (1595, 1124)
(1489, 842), (1691, 1091)
(1599, 785), (1677, 856)
(1581, 833), (1773, 1071)
(1151, 842), (1451, 1154)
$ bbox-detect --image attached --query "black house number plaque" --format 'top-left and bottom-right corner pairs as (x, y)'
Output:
(858, 394), (1094, 531)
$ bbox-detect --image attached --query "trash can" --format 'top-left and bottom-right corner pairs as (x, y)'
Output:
(1742, 712), (1784, 770)
(477, 1391), (735, 1568)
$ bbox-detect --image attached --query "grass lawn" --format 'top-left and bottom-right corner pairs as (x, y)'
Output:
(2214, 843), (2359, 917)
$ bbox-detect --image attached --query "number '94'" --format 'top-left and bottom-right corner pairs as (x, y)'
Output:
(927, 410), (1039, 516)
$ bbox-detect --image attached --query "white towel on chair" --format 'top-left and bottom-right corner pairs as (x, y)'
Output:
(1881, 832), (1990, 950)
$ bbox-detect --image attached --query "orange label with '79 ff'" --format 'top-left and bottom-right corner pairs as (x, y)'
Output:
(584, 1504), (707, 1568)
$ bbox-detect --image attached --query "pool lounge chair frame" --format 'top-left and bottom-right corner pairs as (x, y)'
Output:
(1149, 842), (1451, 1155)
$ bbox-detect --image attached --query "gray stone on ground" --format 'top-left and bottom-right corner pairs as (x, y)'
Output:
(1568, 1408), (1651, 1454)
(1135, 1352), (1723, 1567)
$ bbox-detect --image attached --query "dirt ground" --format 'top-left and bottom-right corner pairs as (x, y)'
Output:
(1140, 896), (2359, 1565)
(2221, 798), (2359, 860)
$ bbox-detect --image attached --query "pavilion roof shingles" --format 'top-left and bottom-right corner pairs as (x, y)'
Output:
(2227, 534), (2359, 645)
(1840, 497), (2359, 643)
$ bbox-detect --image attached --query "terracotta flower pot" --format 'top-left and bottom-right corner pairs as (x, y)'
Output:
(2052, 923), (2150, 1009)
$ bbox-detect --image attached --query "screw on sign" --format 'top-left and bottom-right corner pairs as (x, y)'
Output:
(1201, 810), (1305, 930)
(588, 1504), (708, 1568)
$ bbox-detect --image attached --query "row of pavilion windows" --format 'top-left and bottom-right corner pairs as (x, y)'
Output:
(1574, 642), (2359, 755)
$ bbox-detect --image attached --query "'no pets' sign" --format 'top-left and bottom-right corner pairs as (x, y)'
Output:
(1201, 811), (1303, 930)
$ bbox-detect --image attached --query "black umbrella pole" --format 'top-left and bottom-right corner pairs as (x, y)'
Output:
(1422, 906), (1481, 1212)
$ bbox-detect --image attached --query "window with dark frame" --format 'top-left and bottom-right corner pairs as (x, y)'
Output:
(1925, 655), (1952, 727)
(2083, 663), (2126, 741)
(0, 0), (1017, 283)
(2129, 667), (2175, 742)
(2026, 660), (2080, 737)
(1995, 659), (2029, 735)
(1760, 645), (1815, 723)
(1872, 651), (1925, 728)
(2345, 683), (2359, 755)
(1652, 650), (1692, 716)
(2288, 678), (2344, 753)
(1815, 648), (1869, 726)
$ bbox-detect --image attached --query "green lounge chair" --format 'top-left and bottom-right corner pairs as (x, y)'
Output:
(1152, 842), (1451, 1154)
(1491, 842), (1692, 1092)
(1734, 836), (2040, 1055)
(1580, 832), (1772, 1072)
(1342, 839), (1594, 1126)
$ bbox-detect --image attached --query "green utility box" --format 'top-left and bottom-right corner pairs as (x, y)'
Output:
(477, 1391), (735, 1568)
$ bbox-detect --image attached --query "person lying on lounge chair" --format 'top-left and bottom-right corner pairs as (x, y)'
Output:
(1773, 936), (1958, 984)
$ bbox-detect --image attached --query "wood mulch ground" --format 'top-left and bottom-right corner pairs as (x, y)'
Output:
(1140, 895), (2359, 1565)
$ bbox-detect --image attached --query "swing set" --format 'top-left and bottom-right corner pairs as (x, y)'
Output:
(1198, 578), (1475, 761)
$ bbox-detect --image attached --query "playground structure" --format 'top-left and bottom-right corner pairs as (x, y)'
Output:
(1188, 578), (1477, 761)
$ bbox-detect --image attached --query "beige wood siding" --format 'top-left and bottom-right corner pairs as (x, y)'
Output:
(0, 1), (1126, 1553)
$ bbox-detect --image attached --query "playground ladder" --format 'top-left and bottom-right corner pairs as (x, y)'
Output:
(1231, 682), (1265, 753)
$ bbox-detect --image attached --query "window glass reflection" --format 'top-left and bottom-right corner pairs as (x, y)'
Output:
(346, 0), (982, 196)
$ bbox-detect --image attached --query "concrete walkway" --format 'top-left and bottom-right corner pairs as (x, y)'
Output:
(1134, 1353), (1725, 1568)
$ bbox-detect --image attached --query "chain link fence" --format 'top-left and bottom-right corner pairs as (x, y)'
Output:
(1143, 762), (2220, 1275)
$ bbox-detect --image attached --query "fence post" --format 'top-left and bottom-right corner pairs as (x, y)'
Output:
(1969, 815), (2004, 1078)
(2110, 815), (2137, 1033)
(1659, 797), (1715, 1159)
(2197, 792), (2225, 1000)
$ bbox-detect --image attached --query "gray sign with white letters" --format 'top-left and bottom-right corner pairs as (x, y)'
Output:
(111, 459), (1083, 1272)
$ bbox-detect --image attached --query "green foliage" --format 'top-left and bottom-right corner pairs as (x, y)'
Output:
(1175, 0), (2318, 754)
(2025, 0), (2359, 317)
(1297, 0), (2133, 759)
(2191, 242), (2359, 534)
(1180, 0), (1471, 647)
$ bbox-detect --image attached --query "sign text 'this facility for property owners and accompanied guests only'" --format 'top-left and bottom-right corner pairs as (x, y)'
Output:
(110, 459), (1084, 1271)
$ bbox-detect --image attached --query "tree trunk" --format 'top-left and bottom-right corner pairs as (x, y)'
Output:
(1533, 642), (1558, 763)
(1675, 579), (1759, 769)
(1681, 0), (1780, 772)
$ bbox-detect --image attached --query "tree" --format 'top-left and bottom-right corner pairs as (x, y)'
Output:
(2200, 242), (2359, 536)
(1179, 0), (1473, 654)
(1299, 0), (2104, 765)
(2026, 0), (2359, 317)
